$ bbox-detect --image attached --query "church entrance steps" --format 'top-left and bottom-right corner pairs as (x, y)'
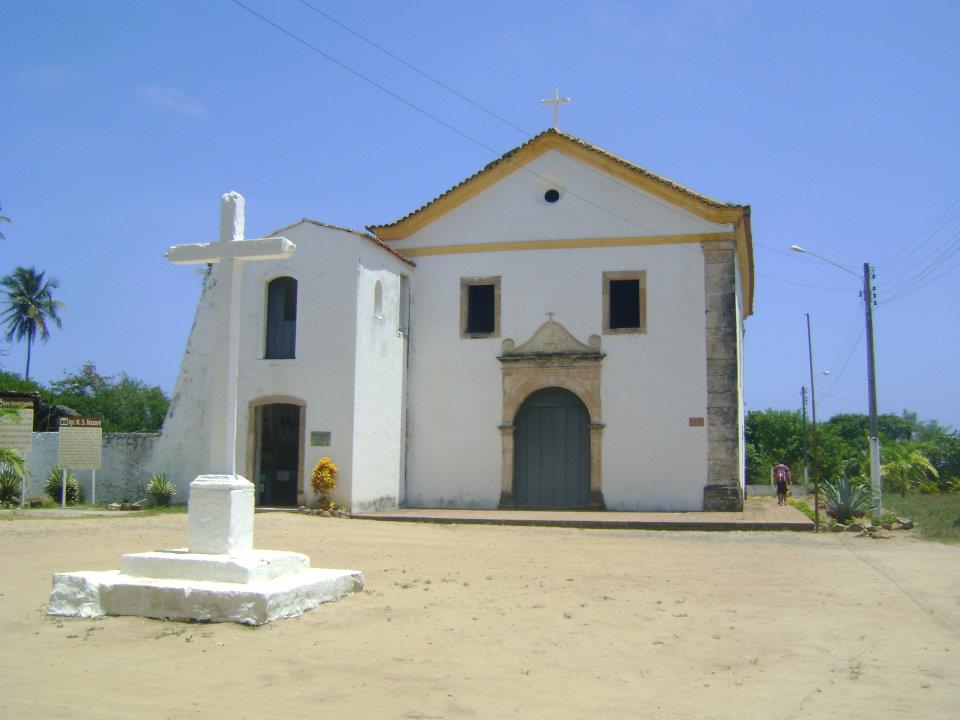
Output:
(354, 502), (813, 532)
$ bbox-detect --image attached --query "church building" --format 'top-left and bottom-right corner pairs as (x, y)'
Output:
(153, 129), (754, 513)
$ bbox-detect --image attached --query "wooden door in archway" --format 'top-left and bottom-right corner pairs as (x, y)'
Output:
(256, 403), (300, 507)
(513, 387), (590, 508)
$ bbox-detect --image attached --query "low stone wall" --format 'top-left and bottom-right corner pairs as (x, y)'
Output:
(22, 432), (159, 503)
(745, 484), (810, 497)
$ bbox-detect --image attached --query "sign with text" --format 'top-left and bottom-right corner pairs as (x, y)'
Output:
(58, 417), (103, 469)
(310, 431), (331, 447)
(0, 397), (34, 452)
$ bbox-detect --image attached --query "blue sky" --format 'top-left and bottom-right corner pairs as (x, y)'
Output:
(2, 0), (958, 427)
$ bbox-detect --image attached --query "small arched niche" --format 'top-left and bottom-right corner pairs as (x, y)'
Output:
(374, 280), (384, 319)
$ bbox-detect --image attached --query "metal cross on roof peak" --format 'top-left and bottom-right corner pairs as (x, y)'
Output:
(540, 88), (571, 130)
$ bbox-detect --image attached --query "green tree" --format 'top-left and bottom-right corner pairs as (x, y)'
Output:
(0, 370), (48, 397)
(882, 441), (939, 496)
(0, 266), (64, 379)
(0, 204), (10, 241)
(745, 409), (805, 484)
(914, 421), (960, 490)
(50, 362), (169, 432)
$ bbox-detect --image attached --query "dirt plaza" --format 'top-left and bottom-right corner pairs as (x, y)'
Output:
(1, 510), (957, 719)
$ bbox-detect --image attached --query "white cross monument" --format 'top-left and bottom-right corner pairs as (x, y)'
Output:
(540, 88), (571, 130)
(166, 191), (294, 477)
(47, 193), (363, 625)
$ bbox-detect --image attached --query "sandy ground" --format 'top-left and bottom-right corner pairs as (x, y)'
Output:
(1, 510), (958, 720)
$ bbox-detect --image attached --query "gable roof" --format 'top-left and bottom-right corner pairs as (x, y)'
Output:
(367, 128), (753, 314)
(270, 218), (415, 267)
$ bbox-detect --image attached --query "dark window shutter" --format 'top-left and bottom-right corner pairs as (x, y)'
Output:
(466, 284), (495, 334)
(266, 277), (297, 359)
(609, 279), (640, 329)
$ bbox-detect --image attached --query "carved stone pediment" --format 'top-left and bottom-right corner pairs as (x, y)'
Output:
(500, 319), (602, 359)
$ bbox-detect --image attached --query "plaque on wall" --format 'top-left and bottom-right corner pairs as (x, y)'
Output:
(310, 431), (331, 447)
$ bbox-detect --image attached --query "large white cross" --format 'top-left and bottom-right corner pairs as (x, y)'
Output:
(166, 192), (294, 476)
(540, 88), (571, 130)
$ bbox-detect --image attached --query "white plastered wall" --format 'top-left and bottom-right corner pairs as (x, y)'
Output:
(396, 150), (725, 510)
(350, 264), (406, 513)
(151, 222), (409, 510)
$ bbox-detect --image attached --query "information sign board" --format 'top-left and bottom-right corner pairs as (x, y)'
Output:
(58, 417), (103, 469)
(0, 397), (34, 452)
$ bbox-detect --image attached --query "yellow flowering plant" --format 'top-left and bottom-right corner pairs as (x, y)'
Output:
(310, 456), (338, 510)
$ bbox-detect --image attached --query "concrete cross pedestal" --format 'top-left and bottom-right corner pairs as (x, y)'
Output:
(46, 193), (364, 625)
(47, 475), (363, 626)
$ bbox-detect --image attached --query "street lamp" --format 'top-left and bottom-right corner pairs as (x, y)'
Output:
(790, 245), (882, 520)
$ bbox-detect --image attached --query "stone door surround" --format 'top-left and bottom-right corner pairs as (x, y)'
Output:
(497, 319), (605, 509)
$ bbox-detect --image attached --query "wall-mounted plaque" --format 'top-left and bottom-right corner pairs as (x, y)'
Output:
(310, 431), (331, 447)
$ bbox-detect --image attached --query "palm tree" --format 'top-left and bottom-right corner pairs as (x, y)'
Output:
(0, 266), (64, 379)
(882, 441), (939, 497)
(0, 204), (10, 240)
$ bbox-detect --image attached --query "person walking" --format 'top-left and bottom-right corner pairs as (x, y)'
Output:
(772, 463), (791, 505)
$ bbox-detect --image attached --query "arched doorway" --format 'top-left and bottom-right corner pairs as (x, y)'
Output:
(513, 387), (591, 508)
(255, 403), (301, 506)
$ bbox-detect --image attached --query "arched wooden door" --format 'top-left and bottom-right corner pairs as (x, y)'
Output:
(513, 387), (590, 508)
(256, 403), (301, 506)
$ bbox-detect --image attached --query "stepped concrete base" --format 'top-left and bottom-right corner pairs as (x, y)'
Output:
(119, 548), (310, 584)
(47, 474), (363, 625)
(48, 564), (362, 626)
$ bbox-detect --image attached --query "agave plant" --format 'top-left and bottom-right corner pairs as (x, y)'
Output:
(0, 468), (23, 504)
(45, 467), (82, 505)
(146, 473), (176, 507)
(0, 444), (25, 504)
(822, 477), (875, 523)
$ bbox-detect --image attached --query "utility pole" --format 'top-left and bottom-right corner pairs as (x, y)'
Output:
(805, 314), (819, 532)
(790, 245), (884, 524)
(863, 263), (882, 519)
(801, 386), (809, 486)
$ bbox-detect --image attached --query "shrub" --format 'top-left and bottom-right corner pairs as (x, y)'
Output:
(0, 468), (23, 504)
(44, 467), (83, 505)
(310, 457), (338, 506)
(822, 477), (875, 523)
(146, 473), (176, 506)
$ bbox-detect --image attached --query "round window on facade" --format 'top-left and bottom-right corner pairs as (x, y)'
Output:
(544, 189), (561, 203)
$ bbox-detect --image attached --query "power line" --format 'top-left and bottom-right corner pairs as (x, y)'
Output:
(881, 226), (960, 288)
(754, 271), (851, 291)
(295, 0), (533, 138)
(876, 193), (960, 270)
(880, 229), (960, 302)
(276, 0), (728, 233)
(228, 0), (730, 261)
(881, 252), (960, 304)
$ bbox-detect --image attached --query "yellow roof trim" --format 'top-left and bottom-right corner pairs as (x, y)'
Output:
(367, 129), (753, 314)
(399, 232), (737, 257)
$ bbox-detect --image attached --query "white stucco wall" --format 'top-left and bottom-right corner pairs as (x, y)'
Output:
(397, 152), (720, 510)
(151, 221), (410, 509)
(349, 264), (406, 513)
(389, 149), (732, 250)
(402, 244), (709, 510)
(22, 432), (157, 503)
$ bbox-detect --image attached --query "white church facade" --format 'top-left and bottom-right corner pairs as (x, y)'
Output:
(154, 129), (754, 513)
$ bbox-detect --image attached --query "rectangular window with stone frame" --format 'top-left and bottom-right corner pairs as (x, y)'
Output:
(460, 276), (500, 338)
(603, 270), (646, 334)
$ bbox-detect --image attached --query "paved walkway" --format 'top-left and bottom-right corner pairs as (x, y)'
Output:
(355, 498), (813, 531)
